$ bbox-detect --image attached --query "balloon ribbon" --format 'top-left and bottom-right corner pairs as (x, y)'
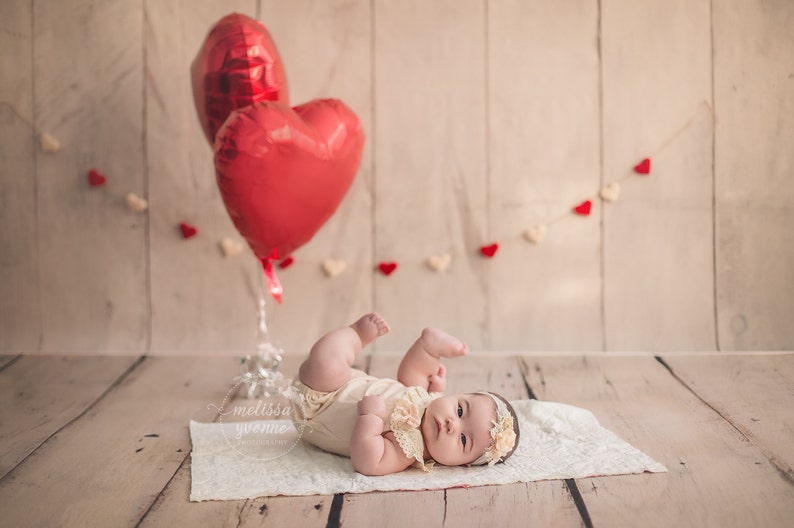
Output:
(259, 251), (283, 304)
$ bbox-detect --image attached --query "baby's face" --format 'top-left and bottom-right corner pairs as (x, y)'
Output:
(420, 393), (496, 466)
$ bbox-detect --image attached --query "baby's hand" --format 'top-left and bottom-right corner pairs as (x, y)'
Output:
(358, 394), (388, 420)
(428, 364), (446, 393)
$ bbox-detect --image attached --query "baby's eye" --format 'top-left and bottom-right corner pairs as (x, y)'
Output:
(460, 433), (467, 447)
(457, 404), (463, 418)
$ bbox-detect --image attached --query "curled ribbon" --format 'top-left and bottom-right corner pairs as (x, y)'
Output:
(259, 249), (284, 304)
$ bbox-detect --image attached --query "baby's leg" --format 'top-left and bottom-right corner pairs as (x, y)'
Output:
(397, 327), (467, 390)
(298, 313), (390, 392)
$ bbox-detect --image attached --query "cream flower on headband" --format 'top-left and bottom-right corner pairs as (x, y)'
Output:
(486, 414), (516, 465)
(473, 392), (517, 466)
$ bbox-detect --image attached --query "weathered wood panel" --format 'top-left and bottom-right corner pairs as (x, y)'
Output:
(258, 0), (374, 356)
(663, 354), (794, 472)
(0, 356), (239, 527)
(0, 355), (139, 478)
(522, 356), (794, 527)
(714, 0), (794, 350)
(147, 1), (259, 354)
(33, 0), (148, 353)
(372, 0), (488, 351)
(601, 0), (715, 351)
(0, 1), (40, 352)
(487, 0), (603, 351)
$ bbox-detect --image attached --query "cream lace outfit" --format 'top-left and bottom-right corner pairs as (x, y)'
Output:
(292, 369), (440, 471)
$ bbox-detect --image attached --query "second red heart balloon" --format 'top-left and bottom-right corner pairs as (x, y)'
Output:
(214, 98), (365, 265)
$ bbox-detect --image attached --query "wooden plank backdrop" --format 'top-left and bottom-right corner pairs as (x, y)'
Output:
(33, 0), (149, 353)
(146, 0), (260, 353)
(600, 0), (716, 352)
(487, 0), (602, 351)
(0, 0), (792, 355)
(0, 2), (40, 351)
(371, 0), (489, 351)
(713, 0), (794, 350)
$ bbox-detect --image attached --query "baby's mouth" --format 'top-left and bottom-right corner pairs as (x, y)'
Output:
(434, 417), (441, 437)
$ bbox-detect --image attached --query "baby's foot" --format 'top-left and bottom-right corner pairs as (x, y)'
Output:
(419, 327), (468, 358)
(351, 313), (390, 347)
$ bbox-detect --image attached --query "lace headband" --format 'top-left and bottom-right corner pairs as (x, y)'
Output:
(472, 391), (517, 466)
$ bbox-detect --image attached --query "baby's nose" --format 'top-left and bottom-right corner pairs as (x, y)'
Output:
(445, 417), (457, 434)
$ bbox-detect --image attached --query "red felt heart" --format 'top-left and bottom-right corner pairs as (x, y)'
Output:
(480, 243), (499, 258)
(214, 99), (364, 262)
(191, 13), (289, 145)
(88, 169), (107, 187)
(574, 200), (592, 216)
(634, 158), (651, 175)
(179, 222), (198, 239)
(278, 256), (294, 269)
(378, 262), (398, 276)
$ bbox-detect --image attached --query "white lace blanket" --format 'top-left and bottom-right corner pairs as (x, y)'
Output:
(189, 400), (665, 501)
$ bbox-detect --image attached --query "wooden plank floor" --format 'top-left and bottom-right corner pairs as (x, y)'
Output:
(1, 353), (792, 527)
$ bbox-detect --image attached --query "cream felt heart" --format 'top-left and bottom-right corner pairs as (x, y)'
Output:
(39, 131), (61, 152)
(220, 237), (244, 257)
(125, 193), (148, 212)
(322, 259), (346, 278)
(427, 254), (452, 273)
(599, 182), (621, 203)
(523, 224), (548, 244)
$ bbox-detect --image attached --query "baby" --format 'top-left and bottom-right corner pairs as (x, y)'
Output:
(292, 313), (519, 476)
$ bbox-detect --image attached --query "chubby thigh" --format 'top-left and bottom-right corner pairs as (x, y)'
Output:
(292, 369), (406, 457)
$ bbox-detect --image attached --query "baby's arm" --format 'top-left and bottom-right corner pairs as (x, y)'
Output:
(397, 328), (467, 392)
(351, 395), (413, 476)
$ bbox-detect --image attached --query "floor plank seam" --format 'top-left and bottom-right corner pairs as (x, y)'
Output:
(442, 488), (448, 526)
(518, 357), (540, 399)
(0, 354), (148, 483)
(0, 354), (22, 373)
(654, 356), (751, 442)
(565, 479), (595, 528)
(234, 498), (250, 528)
(134, 451), (192, 527)
(325, 493), (344, 528)
(655, 356), (794, 489)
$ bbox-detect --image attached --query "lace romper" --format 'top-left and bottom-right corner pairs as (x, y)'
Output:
(292, 369), (440, 471)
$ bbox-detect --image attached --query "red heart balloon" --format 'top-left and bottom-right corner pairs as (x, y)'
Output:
(191, 13), (289, 145)
(214, 98), (365, 263)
